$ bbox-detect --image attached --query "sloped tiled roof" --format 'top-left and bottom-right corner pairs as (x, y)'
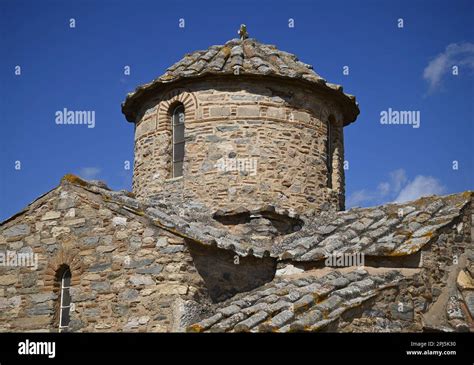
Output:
(274, 193), (471, 261)
(16, 175), (466, 264)
(122, 38), (359, 124)
(187, 268), (404, 332)
(2, 175), (472, 333)
(146, 191), (471, 262)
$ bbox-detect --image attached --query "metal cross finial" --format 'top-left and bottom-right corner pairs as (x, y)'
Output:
(238, 24), (248, 40)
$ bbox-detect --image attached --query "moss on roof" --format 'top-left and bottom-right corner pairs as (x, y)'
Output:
(122, 38), (360, 124)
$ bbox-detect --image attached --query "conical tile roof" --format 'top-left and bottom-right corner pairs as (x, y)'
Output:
(122, 38), (359, 124)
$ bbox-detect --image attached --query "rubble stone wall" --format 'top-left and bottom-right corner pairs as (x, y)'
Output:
(187, 240), (276, 302)
(338, 201), (473, 332)
(132, 78), (346, 214)
(0, 182), (212, 332)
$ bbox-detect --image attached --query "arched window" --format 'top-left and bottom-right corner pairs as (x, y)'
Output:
(58, 267), (72, 332)
(327, 116), (334, 188)
(172, 104), (185, 177)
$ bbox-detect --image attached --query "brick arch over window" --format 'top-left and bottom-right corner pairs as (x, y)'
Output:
(42, 248), (83, 328)
(157, 89), (197, 127)
(157, 89), (197, 178)
(43, 249), (83, 290)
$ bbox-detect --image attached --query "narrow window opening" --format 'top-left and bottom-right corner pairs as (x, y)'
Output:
(172, 104), (185, 177)
(327, 116), (334, 188)
(58, 267), (71, 332)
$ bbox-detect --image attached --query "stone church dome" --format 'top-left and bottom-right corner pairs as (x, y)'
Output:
(122, 30), (361, 214)
(122, 37), (359, 125)
(1, 29), (473, 336)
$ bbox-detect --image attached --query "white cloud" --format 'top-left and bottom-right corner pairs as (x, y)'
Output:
(389, 168), (407, 193)
(78, 167), (101, 180)
(423, 42), (474, 92)
(347, 168), (407, 207)
(346, 189), (374, 208)
(394, 175), (445, 203)
(347, 169), (445, 208)
(376, 182), (390, 196)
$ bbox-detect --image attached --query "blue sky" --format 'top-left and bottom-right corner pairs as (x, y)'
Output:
(1, 0), (472, 220)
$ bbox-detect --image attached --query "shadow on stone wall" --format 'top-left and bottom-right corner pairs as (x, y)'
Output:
(186, 239), (276, 302)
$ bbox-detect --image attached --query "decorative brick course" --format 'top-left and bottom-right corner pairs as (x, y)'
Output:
(132, 79), (346, 214)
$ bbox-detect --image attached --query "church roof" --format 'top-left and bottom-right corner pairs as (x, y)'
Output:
(3, 175), (471, 333)
(121, 38), (360, 124)
(6, 175), (467, 265)
(128, 189), (472, 263)
(187, 268), (405, 332)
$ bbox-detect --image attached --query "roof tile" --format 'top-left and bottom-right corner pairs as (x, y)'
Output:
(122, 38), (359, 123)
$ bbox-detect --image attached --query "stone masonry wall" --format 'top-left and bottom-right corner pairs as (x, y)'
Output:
(0, 181), (213, 332)
(187, 239), (276, 302)
(338, 200), (473, 332)
(132, 78), (346, 214)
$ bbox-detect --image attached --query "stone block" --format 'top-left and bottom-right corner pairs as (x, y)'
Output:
(0, 275), (17, 286)
(209, 106), (231, 117)
(237, 106), (260, 117)
(3, 224), (30, 238)
(41, 211), (61, 221)
(266, 107), (285, 119)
